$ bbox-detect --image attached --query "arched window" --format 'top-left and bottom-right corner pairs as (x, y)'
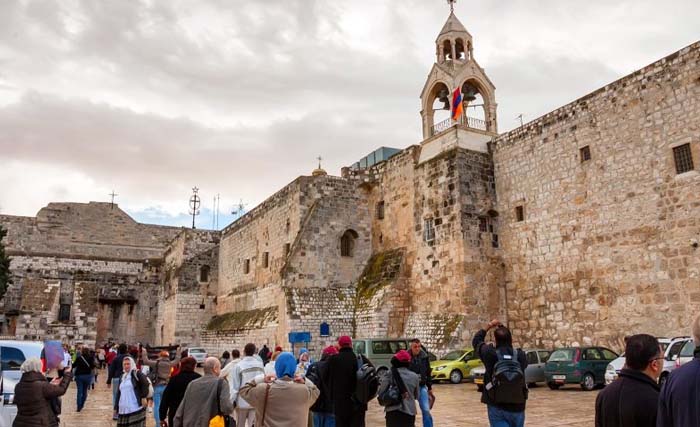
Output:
(200, 265), (210, 282)
(340, 229), (358, 257)
(455, 39), (465, 60)
(442, 39), (453, 61)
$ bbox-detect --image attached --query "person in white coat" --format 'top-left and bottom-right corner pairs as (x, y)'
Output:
(230, 343), (265, 427)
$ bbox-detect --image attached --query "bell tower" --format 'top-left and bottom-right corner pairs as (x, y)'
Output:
(419, 6), (498, 147)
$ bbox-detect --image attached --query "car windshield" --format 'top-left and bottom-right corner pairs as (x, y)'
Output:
(549, 349), (575, 362)
(680, 340), (695, 357)
(190, 349), (205, 354)
(442, 350), (464, 361)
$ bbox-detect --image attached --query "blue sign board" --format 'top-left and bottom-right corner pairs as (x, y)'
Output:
(320, 322), (330, 337)
(288, 331), (312, 344)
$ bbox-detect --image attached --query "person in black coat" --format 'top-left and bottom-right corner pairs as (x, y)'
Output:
(595, 334), (662, 427)
(159, 357), (201, 427)
(73, 347), (96, 412)
(473, 319), (528, 427)
(325, 336), (370, 427)
(307, 346), (337, 426)
(657, 314), (700, 427)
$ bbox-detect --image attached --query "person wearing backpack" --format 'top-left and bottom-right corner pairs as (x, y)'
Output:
(140, 347), (180, 427)
(325, 336), (373, 427)
(377, 350), (420, 427)
(473, 319), (528, 427)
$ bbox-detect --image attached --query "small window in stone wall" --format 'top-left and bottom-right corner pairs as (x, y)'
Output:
(424, 219), (435, 242)
(340, 230), (358, 257)
(243, 259), (250, 274)
(515, 206), (525, 222)
(673, 143), (694, 174)
(58, 304), (71, 322)
(199, 265), (210, 282)
(376, 201), (385, 220)
(262, 252), (269, 268)
(580, 145), (591, 162)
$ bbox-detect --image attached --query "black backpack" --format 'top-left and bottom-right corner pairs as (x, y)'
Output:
(352, 354), (378, 404)
(486, 348), (527, 405)
(377, 369), (403, 407)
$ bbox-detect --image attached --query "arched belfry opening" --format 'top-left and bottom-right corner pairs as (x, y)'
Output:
(461, 80), (488, 130)
(442, 39), (453, 61)
(425, 82), (452, 136)
(455, 39), (466, 61)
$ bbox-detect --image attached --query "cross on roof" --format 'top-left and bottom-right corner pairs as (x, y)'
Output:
(317, 156), (323, 169)
(447, 0), (456, 13)
(108, 190), (118, 209)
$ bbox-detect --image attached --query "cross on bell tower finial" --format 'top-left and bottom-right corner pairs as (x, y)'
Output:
(447, 0), (456, 13)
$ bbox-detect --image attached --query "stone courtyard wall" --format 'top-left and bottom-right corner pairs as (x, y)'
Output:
(491, 42), (700, 349)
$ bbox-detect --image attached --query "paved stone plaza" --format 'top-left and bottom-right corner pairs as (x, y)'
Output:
(59, 368), (596, 427)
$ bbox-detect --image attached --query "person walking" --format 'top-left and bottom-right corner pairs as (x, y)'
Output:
(326, 336), (371, 427)
(408, 338), (433, 427)
(73, 347), (96, 412)
(265, 348), (282, 376)
(140, 347), (179, 426)
(239, 352), (320, 427)
(115, 356), (150, 427)
(657, 313), (700, 427)
(220, 351), (231, 369)
(595, 334), (662, 427)
(306, 346), (338, 427)
(259, 344), (271, 365)
(159, 357), (201, 427)
(378, 350), (420, 427)
(220, 349), (241, 384)
(297, 348), (312, 377)
(173, 357), (233, 427)
(473, 319), (528, 427)
(231, 343), (266, 427)
(108, 344), (130, 420)
(13, 359), (72, 427)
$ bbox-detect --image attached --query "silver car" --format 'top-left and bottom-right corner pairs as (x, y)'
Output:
(659, 337), (691, 387)
(187, 347), (208, 366)
(0, 340), (46, 426)
(605, 337), (673, 385)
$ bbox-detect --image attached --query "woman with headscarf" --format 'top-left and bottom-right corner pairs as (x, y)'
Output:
(159, 357), (201, 427)
(378, 350), (420, 427)
(239, 352), (320, 427)
(115, 356), (150, 427)
(13, 358), (72, 427)
(296, 348), (312, 377)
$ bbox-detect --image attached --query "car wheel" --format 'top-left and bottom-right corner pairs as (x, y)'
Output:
(581, 373), (596, 391)
(449, 369), (463, 384)
(547, 382), (561, 390)
(658, 373), (668, 388)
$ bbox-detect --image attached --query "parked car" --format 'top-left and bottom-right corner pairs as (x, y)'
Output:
(545, 346), (618, 391)
(430, 348), (483, 384)
(352, 338), (409, 373)
(658, 336), (691, 387)
(472, 349), (550, 391)
(0, 341), (46, 427)
(186, 347), (208, 366)
(605, 337), (672, 385)
(676, 339), (696, 368)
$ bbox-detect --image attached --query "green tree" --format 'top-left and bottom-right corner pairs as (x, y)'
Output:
(0, 226), (11, 299)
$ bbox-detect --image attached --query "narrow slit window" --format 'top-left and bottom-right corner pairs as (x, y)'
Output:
(580, 145), (591, 162)
(424, 219), (435, 242)
(262, 252), (269, 268)
(243, 259), (250, 274)
(515, 206), (525, 222)
(376, 201), (385, 220)
(673, 144), (694, 174)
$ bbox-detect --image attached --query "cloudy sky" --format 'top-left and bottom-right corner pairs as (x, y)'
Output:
(0, 0), (698, 229)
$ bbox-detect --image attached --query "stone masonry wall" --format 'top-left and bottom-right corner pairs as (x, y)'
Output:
(491, 42), (700, 349)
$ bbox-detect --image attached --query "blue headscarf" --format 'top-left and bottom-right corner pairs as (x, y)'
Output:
(275, 352), (297, 379)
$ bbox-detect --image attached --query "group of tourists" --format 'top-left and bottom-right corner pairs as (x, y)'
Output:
(8, 311), (699, 427)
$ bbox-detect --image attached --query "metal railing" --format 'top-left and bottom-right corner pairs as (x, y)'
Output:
(430, 115), (487, 137)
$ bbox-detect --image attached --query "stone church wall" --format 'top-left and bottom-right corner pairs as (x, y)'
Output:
(491, 42), (700, 349)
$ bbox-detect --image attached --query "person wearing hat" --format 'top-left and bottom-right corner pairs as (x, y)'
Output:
(325, 336), (371, 427)
(378, 350), (420, 427)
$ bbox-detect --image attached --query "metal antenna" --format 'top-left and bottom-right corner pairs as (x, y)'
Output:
(189, 187), (201, 229)
(231, 199), (248, 219)
(108, 190), (118, 209)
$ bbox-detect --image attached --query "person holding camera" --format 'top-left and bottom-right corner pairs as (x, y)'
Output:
(473, 319), (528, 427)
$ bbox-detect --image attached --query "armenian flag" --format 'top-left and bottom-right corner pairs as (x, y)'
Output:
(451, 87), (463, 121)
